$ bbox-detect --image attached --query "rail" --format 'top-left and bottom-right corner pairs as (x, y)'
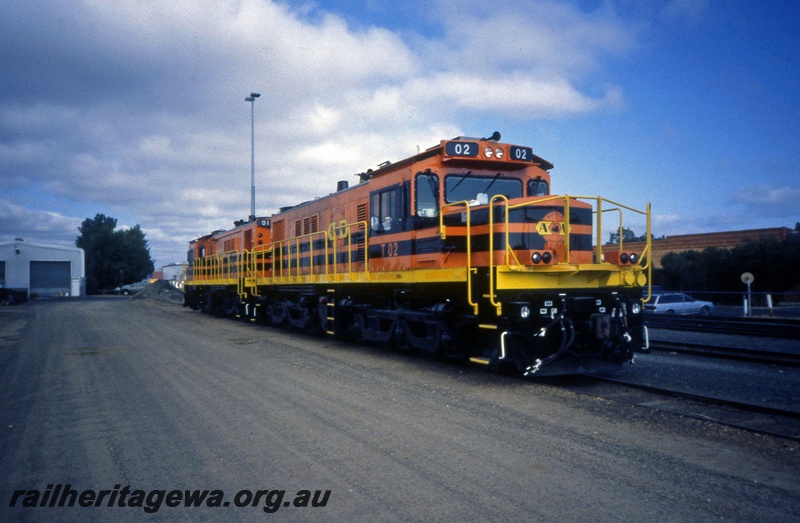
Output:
(647, 338), (800, 366)
(569, 375), (800, 442)
(645, 314), (800, 339)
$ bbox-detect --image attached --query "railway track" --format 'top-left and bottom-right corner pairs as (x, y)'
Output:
(648, 339), (800, 367)
(605, 321), (800, 440)
(562, 374), (800, 442)
(644, 313), (800, 339)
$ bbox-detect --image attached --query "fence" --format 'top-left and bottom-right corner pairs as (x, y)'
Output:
(665, 290), (800, 318)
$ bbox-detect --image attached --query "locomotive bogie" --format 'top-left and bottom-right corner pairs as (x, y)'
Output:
(184, 136), (652, 376)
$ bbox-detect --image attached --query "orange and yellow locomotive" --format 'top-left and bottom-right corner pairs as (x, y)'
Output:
(184, 134), (651, 376)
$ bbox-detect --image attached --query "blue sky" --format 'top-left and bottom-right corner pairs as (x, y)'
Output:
(1, 0), (798, 268)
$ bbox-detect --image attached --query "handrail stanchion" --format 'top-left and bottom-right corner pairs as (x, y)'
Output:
(439, 200), (478, 315)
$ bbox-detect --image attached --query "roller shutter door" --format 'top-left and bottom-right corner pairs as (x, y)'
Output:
(30, 261), (71, 297)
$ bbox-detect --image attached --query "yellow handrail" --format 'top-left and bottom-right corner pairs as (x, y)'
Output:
(595, 206), (624, 260)
(488, 194), (508, 315)
(642, 202), (653, 303)
(487, 194), (651, 315)
(330, 220), (368, 281)
(187, 195), (651, 312)
(439, 200), (478, 315)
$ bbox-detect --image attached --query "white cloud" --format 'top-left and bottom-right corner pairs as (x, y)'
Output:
(0, 0), (639, 265)
(427, 0), (635, 73)
(404, 73), (624, 117)
(0, 199), (82, 246)
(733, 184), (800, 218)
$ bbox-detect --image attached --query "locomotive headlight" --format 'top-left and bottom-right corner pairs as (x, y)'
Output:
(484, 146), (494, 158)
(631, 302), (642, 315)
(542, 252), (552, 264)
(520, 305), (530, 319)
(531, 252), (542, 264)
(495, 148), (504, 159)
(629, 253), (639, 264)
(620, 252), (629, 264)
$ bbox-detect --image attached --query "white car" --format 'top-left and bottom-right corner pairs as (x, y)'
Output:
(644, 293), (714, 315)
(118, 281), (148, 295)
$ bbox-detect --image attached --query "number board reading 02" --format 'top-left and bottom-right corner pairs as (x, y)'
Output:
(445, 141), (479, 157)
(445, 141), (534, 162)
(510, 146), (534, 162)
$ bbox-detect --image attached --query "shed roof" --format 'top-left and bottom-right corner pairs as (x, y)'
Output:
(0, 240), (84, 254)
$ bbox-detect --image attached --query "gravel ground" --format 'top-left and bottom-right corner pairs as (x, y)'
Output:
(1, 298), (799, 522)
(636, 329), (800, 411)
(603, 350), (800, 413)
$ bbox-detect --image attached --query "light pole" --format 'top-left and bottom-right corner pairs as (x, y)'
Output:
(245, 92), (261, 221)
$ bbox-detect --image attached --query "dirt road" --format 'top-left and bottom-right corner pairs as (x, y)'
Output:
(2, 298), (798, 521)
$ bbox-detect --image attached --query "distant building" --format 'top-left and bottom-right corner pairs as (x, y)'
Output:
(159, 262), (187, 289)
(624, 227), (794, 269)
(0, 239), (85, 302)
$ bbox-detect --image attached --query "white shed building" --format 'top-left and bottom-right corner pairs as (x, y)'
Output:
(160, 262), (187, 289)
(0, 240), (85, 301)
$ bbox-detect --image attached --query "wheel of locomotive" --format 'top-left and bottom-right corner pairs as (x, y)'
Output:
(255, 300), (272, 326)
(317, 296), (330, 334)
(190, 295), (202, 311)
(446, 321), (477, 364)
(351, 312), (366, 342)
(390, 323), (410, 352)
(302, 299), (323, 335)
(435, 324), (457, 361)
(267, 304), (286, 328)
(203, 292), (218, 315)
(221, 295), (238, 317)
(344, 301), (361, 341)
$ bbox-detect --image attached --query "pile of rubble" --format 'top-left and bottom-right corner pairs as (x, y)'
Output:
(130, 280), (184, 304)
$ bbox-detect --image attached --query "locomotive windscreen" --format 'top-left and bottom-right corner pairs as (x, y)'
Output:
(444, 174), (522, 203)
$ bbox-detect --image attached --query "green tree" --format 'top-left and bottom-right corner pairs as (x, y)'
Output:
(76, 214), (155, 294)
(608, 228), (654, 244)
(660, 235), (800, 299)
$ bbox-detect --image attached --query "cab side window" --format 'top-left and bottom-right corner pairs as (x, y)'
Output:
(527, 178), (549, 196)
(370, 185), (406, 234)
(415, 172), (439, 218)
